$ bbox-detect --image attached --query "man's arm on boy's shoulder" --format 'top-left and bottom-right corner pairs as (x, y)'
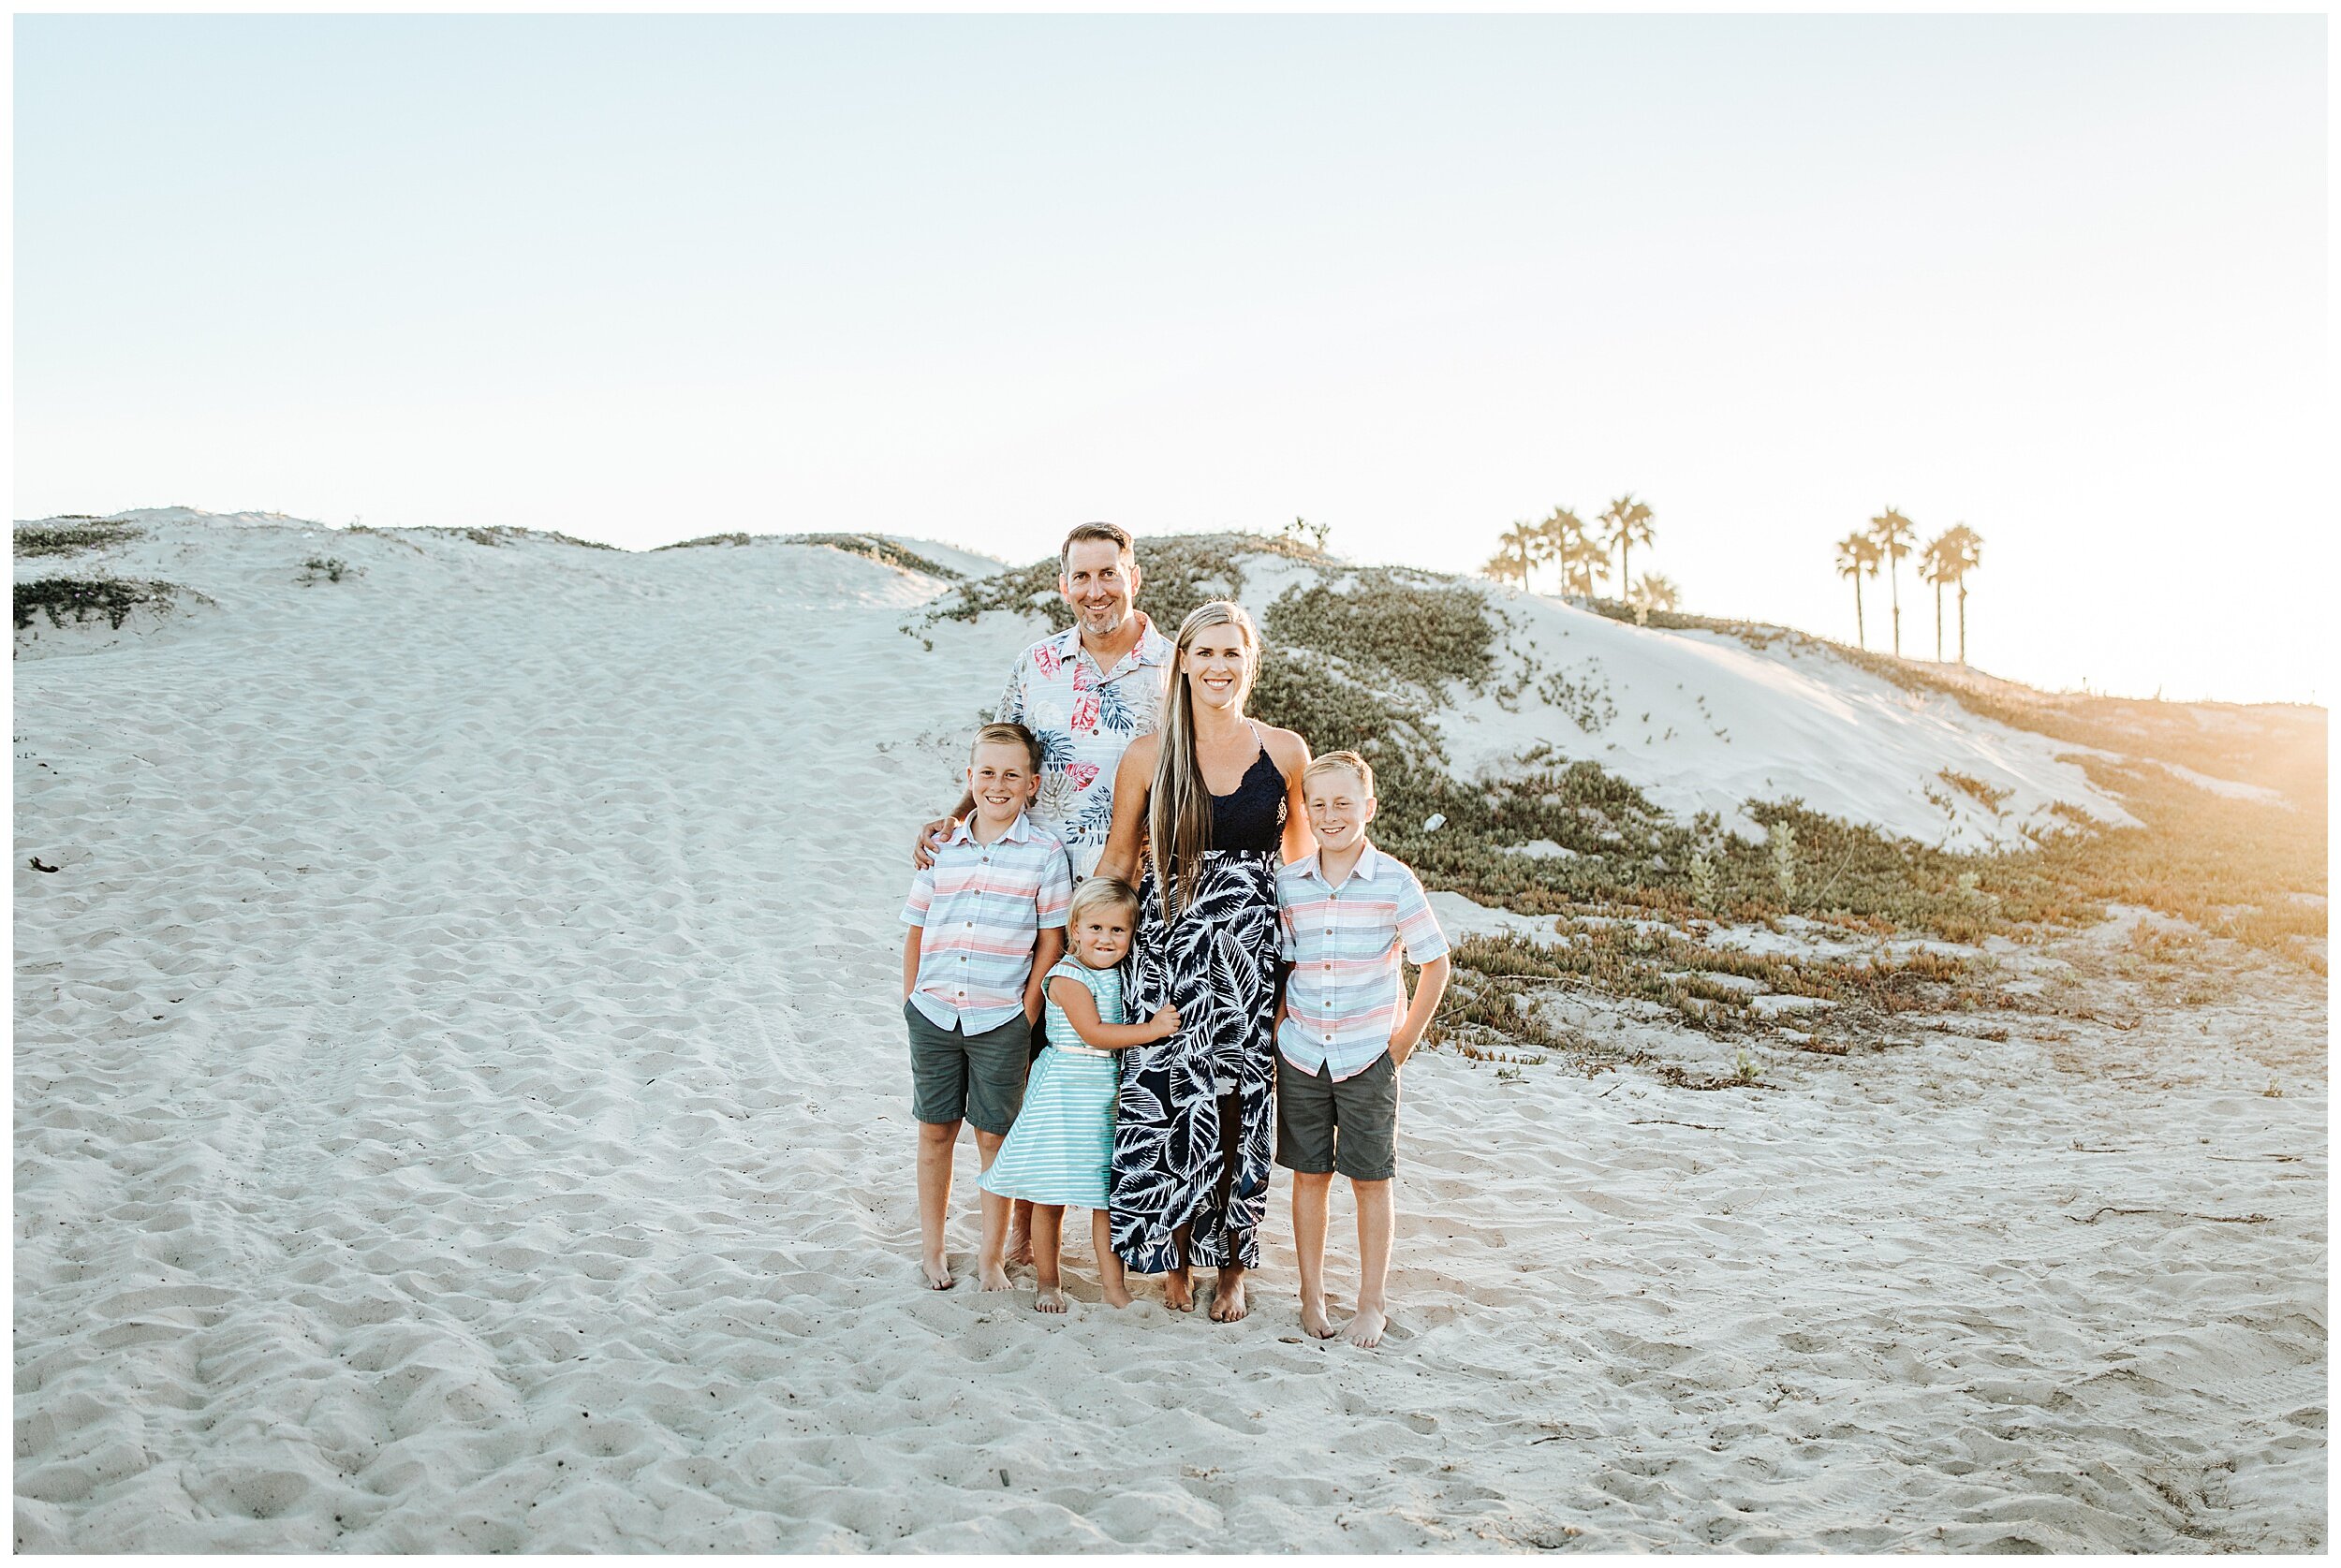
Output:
(914, 796), (977, 868)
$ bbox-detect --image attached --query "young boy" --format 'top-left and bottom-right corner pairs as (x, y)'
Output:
(1274, 750), (1450, 1348)
(902, 722), (1071, 1292)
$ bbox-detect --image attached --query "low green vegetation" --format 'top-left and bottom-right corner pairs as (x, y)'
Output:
(406, 524), (619, 550)
(14, 520), (141, 558)
(14, 577), (184, 631)
(660, 531), (963, 579)
(1263, 571), (1497, 693)
(299, 556), (356, 584)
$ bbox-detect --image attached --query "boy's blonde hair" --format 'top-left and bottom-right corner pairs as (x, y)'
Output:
(1303, 749), (1376, 798)
(971, 721), (1042, 773)
(1067, 874), (1142, 929)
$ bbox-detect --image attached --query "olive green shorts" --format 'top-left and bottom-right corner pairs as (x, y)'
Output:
(906, 1000), (1032, 1136)
(1274, 1049), (1400, 1181)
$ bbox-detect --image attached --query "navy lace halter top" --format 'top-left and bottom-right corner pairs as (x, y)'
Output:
(1209, 729), (1287, 854)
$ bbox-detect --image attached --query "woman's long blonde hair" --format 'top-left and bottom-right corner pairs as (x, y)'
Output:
(1149, 600), (1261, 922)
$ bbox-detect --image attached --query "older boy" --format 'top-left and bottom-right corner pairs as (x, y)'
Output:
(1274, 751), (1450, 1348)
(902, 723), (1071, 1291)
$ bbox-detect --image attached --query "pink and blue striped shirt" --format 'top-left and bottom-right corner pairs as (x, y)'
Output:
(902, 813), (1073, 1034)
(1276, 843), (1450, 1081)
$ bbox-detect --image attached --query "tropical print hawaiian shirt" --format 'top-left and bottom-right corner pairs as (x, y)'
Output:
(995, 615), (1174, 881)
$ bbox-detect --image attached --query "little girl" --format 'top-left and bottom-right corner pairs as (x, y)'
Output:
(980, 876), (1178, 1312)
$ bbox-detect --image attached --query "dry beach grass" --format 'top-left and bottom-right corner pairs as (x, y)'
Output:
(12, 513), (2326, 1550)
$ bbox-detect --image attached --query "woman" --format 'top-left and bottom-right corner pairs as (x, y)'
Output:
(1095, 601), (1312, 1322)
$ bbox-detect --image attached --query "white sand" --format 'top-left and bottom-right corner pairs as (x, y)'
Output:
(13, 513), (2326, 1550)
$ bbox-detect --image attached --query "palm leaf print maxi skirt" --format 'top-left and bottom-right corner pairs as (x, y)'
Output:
(1110, 849), (1279, 1275)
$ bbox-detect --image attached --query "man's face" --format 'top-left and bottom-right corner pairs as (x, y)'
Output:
(1060, 540), (1139, 637)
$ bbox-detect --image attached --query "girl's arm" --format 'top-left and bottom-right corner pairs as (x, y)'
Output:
(1093, 736), (1158, 885)
(1264, 725), (1318, 865)
(1047, 975), (1178, 1051)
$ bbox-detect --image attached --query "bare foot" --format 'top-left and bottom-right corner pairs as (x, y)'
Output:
(979, 1263), (1013, 1292)
(1102, 1277), (1133, 1309)
(1163, 1267), (1196, 1312)
(1005, 1233), (1035, 1268)
(1210, 1266), (1250, 1323)
(1299, 1294), (1335, 1339)
(921, 1255), (954, 1291)
(1340, 1305), (1389, 1348)
(1033, 1285), (1067, 1313)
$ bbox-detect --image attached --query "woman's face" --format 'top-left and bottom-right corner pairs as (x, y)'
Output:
(1182, 627), (1252, 712)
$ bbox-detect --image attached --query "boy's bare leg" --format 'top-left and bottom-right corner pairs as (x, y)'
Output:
(1209, 1091), (1250, 1323)
(1341, 1177), (1394, 1347)
(916, 1120), (961, 1289)
(1292, 1169), (1335, 1337)
(1093, 1210), (1131, 1308)
(1006, 1198), (1036, 1268)
(1031, 1205), (1067, 1312)
(1164, 1225), (1195, 1312)
(974, 1129), (1012, 1290)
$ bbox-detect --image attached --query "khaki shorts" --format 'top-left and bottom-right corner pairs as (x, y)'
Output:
(1274, 1049), (1400, 1181)
(906, 1000), (1032, 1136)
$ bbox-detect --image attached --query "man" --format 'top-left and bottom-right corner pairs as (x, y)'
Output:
(914, 521), (1174, 1265)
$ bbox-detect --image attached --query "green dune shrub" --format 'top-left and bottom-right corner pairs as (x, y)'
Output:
(14, 577), (182, 631)
(14, 521), (141, 558)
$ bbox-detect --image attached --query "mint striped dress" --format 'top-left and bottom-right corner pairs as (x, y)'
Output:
(980, 958), (1122, 1209)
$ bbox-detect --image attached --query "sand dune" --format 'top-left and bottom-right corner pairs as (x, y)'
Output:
(13, 515), (2325, 1550)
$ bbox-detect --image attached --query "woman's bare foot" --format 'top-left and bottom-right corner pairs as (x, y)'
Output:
(1209, 1266), (1250, 1323)
(1004, 1233), (1035, 1268)
(979, 1262), (1013, 1292)
(921, 1255), (955, 1291)
(1340, 1305), (1389, 1348)
(1163, 1267), (1196, 1312)
(1299, 1293), (1335, 1338)
(1033, 1285), (1067, 1313)
(1102, 1276), (1133, 1309)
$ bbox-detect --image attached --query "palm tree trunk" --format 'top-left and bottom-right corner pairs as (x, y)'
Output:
(1853, 579), (1865, 649)
(1889, 564), (1902, 657)
(1957, 580), (1968, 664)
(1934, 579), (1944, 662)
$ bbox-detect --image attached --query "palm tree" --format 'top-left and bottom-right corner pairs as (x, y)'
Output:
(1600, 494), (1656, 591)
(1920, 531), (1959, 662)
(1492, 519), (1541, 588)
(1540, 506), (1603, 598)
(1866, 506), (1918, 657)
(1627, 572), (1680, 624)
(1941, 524), (1983, 664)
(1483, 550), (1526, 586)
(1833, 532), (1881, 649)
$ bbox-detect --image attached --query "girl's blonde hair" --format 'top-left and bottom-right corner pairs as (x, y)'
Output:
(1148, 600), (1261, 922)
(1067, 874), (1141, 930)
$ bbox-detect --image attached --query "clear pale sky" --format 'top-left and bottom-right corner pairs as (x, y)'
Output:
(15, 14), (2328, 703)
